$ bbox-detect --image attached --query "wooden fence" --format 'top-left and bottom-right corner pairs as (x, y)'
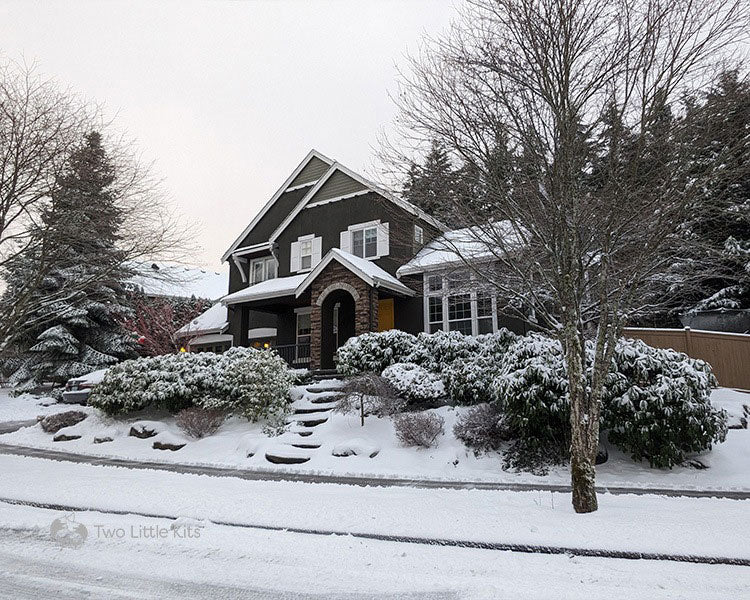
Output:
(622, 327), (750, 390)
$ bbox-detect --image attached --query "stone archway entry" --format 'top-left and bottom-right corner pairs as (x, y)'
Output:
(319, 288), (356, 369)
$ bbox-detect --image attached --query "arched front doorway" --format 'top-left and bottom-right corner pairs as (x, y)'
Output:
(319, 288), (356, 369)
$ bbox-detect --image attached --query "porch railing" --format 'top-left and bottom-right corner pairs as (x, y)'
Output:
(272, 343), (311, 367)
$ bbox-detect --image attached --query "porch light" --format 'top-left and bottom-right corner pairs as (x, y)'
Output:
(179, 347), (187, 353)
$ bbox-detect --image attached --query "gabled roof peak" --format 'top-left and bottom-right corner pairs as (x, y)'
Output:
(221, 149), (334, 262)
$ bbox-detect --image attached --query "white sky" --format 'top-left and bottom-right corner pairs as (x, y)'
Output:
(0, 0), (457, 269)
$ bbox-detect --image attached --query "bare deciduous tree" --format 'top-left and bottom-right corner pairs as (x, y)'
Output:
(385, 0), (749, 512)
(0, 60), (197, 353)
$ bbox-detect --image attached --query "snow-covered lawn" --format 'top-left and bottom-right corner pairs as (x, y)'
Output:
(2, 499), (745, 600)
(2, 453), (749, 560)
(0, 388), (74, 422)
(1, 384), (748, 492)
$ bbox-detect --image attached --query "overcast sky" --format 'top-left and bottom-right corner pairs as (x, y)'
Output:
(0, 0), (457, 269)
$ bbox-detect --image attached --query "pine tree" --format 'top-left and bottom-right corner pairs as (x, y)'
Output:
(0, 132), (137, 388)
(679, 70), (750, 313)
(402, 140), (459, 219)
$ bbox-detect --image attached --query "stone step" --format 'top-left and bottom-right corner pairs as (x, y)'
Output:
(307, 392), (344, 403)
(293, 403), (337, 415)
(289, 442), (322, 449)
(265, 446), (311, 465)
(287, 411), (330, 427)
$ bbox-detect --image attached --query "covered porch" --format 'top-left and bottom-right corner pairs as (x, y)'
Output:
(222, 249), (416, 370)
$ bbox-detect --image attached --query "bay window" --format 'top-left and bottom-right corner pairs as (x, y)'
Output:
(424, 271), (499, 335)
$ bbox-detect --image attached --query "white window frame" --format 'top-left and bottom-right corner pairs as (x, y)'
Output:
(423, 271), (499, 336)
(294, 307), (312, 364)
(249, 256), (278, 285)
(414, 224), (424, 246)
(351, 223), (378, 259)
(343, 220), (388, 260)
(298, 235), (314, 271)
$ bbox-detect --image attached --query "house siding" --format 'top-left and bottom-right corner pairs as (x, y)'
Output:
(310, 170), (367, 203)
(276, 191), (436, 280)
(289, 156), (330, 188)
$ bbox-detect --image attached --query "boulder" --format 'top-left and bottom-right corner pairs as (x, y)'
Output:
(129, 422), (161, 439)
(40, 411), (87, 433)
(93, 435), (114, 444)
(332, 439), (380, 458)
(595, 446), (608, 465)
(53, 432), (82, 442)
(153, 440), (186, 451)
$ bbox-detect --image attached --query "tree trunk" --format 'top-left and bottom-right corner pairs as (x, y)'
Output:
(562, 316), (599, 513)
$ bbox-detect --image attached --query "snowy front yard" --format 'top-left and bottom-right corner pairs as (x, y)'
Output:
(1, 383), (748, 492)
(0, 454), (748, 598)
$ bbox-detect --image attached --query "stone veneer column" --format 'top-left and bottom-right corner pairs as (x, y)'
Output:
(308, 261), (379, 370)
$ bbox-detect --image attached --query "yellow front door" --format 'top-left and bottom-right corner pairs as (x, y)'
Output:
(378, 298), (394, 331)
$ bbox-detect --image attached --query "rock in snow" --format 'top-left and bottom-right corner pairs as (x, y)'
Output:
(129, 421), (163, 439)
(40, 411), (87, 433)
(332, 438), (380, 458)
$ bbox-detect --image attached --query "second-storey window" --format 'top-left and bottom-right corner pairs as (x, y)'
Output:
(299, 239), (313, 270)
(250, 256), (277, 285)
(352, 226), (378, 259)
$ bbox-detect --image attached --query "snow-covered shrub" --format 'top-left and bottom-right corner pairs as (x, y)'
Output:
(335, 330), (417, 374)
(490, 333), (570, 472)
(381, 362), (446, 405)
(601, 338), (727, 468)
(89, 347), (293, 426)
(198, 347), (293, 424)
(432, 329), (517, 405)
(453, 403), (508, 454)
(406, 330), (481, 373)
(336, 373), (406, 421)
(90, 352), (223, 415)
(393, 411), (445, 448)
(175, 407), (226, 438)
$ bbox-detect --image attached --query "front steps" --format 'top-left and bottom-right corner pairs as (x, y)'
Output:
(263, 384), (344, 465)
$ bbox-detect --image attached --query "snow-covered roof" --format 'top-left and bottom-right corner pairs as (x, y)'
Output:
(397, 222), (517, 277)
(174, 303), (229, 337)
(222, 274), (308, 306)
(129, 263), (227, 301)
(295, 249), (415, 297)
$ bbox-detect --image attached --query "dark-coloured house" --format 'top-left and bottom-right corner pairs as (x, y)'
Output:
(205, 149), (523, 370)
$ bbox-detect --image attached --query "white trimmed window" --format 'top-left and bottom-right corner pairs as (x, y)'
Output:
(424, 271), (499, 335)
(290, 234), (322, 273)
(249, 256), (277, 285)
(295, 308), (312, 364)
(299, 239), (313, 270)
(414, 224), (424, 247)
(340, 220), (389, 260)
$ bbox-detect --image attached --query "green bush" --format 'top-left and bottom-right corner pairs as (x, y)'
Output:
(490, 333), (570, 472)
(335, 330), (417, 374)
(89, 347), (293, 426)
(601, 339), (727, 468)
(442, 329), (517, 405)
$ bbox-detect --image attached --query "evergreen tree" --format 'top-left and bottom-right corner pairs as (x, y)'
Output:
(678, 70), (750, 313)
(0, 132), (137, 388)
(402, 140), (459, 219)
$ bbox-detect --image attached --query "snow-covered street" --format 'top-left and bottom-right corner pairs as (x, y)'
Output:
(0, 453), (748, 598)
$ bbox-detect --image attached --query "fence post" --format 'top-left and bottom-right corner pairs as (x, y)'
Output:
(684, 326), (693, 357)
